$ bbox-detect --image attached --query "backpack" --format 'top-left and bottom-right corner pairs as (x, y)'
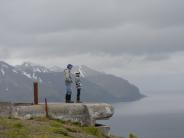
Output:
(64, 69), (72, 83)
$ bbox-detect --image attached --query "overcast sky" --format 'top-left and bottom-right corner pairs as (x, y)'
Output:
(0, 0), (184, 92)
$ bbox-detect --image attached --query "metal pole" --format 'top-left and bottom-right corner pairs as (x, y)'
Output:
(34, 81), (39, 105)
(45, 98), (49, 118)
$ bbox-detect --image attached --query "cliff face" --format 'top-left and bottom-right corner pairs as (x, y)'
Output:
(0, 102), (115, 137)
(0, 102), (139, 138)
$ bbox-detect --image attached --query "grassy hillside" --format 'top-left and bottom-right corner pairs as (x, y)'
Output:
(0, 117), (137, 138)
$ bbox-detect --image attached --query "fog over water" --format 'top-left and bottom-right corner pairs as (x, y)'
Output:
(101, 92), (184, 138)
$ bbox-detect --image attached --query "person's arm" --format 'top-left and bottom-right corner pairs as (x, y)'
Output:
(68, 70), (73, 82)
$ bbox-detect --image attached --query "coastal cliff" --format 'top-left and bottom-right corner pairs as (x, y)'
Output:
(0, 102), (138, 138)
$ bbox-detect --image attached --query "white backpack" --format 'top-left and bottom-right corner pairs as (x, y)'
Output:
(64, 69), (72, 82)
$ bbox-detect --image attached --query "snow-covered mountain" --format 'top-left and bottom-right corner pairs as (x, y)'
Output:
(0, 61), (144, 103)
(15, 62), (51, 83)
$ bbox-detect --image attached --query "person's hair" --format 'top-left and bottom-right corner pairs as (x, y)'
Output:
(67, 64), (73, 69)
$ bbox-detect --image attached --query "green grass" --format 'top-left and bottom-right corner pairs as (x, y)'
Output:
(129, 133), (137, 138)
(82, 126), (104, 137)
(0, 117), (102, 138)
(0, 117), (137, 138)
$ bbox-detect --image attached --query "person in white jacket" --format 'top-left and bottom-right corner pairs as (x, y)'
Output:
(64, 64), (73, 103)
(75, 72), (82, 103)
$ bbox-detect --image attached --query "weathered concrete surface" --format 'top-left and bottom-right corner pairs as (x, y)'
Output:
(86, 103), (113, 119)
(0, 102), (12, 118)
(96, 124), (111, 136)
(0, 103), (114, 126)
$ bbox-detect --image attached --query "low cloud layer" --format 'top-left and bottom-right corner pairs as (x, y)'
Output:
(0, 0), (184, 91)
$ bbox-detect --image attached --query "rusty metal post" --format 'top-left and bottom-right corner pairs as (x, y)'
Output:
(45, 98), (49, 118)
(33, 81), (39, 105)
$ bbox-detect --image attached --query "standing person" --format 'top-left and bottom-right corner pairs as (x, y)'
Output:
(75, 72), (82, 103)
(64, 64), (73, 103)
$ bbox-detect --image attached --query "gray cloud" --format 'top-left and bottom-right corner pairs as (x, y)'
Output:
(0, 0), (184, 58)
(0, 0), (184, 91)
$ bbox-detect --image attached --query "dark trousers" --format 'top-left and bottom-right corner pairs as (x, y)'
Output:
(65, 94), (71, 103)
(77, 88), (81, 101)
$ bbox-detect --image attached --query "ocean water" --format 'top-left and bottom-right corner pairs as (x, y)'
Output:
(102, 92), (184, 138)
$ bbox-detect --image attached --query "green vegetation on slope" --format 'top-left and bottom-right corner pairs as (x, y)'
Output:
(0, 117), (137, 138)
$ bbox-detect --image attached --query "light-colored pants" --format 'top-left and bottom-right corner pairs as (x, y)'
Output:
(65, 82), (72, 95)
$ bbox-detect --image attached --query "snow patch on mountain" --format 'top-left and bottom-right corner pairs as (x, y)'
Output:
(32, 73), (37, 80)
(22, 72), (32, 79)
(16, 62), (50, 73)
(22, 62), (37, 67)
(1, 68), (5, 76)
(12, 69), (18, 73)
(33, 68), (41, 72)
(22, 72), (43, 83)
